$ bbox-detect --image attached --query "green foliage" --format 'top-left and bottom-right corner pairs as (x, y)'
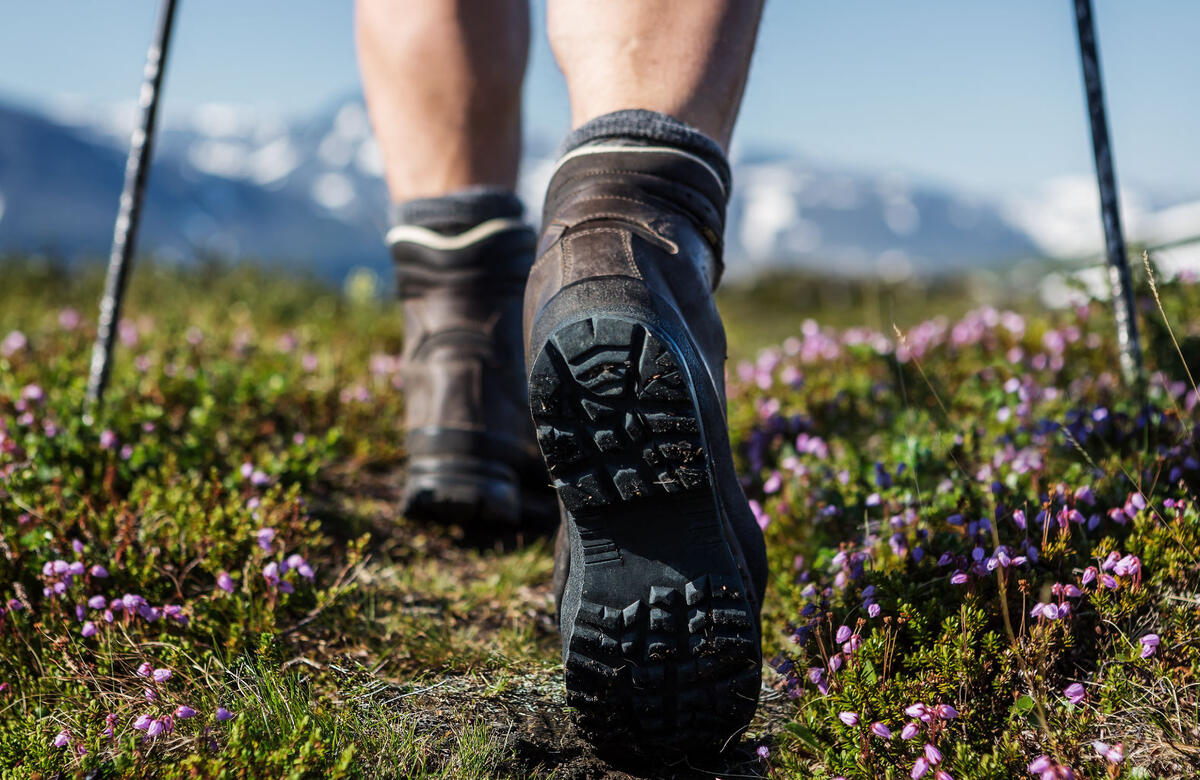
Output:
(2, 256), (1199, 777)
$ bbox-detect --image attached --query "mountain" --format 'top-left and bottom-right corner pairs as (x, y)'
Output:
(0, 95), (1092, 283)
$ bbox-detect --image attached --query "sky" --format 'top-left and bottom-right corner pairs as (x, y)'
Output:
(1, 1), (1197, 201)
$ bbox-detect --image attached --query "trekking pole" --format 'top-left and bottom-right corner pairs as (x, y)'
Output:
(1072, 0), (1144, 391)
(84, 0), (179, 421)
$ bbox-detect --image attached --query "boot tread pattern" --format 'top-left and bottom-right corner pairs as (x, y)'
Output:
(529, 315), (760, 753)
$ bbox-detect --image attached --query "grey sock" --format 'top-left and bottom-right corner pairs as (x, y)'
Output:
(390, 186), (525, 235)
(560, 109), (732, 196)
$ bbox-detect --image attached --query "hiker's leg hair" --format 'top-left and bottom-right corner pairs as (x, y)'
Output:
(547, 0), (764, 150)
(356, 0), (529, 201)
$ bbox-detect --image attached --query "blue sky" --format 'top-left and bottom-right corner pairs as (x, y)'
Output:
(2, 1), (1197, 199)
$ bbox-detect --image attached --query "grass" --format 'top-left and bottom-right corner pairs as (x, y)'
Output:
(0, 254), (1198, 778)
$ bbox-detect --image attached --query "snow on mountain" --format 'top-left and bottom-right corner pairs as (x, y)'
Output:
(5, 94), (1195, 285)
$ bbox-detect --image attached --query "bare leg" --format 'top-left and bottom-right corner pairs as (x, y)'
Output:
(356, 0), (529, 202)
(547, 0), (764, 149)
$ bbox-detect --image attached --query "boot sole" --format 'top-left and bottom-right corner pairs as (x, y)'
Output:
(528, 290), (760, 754)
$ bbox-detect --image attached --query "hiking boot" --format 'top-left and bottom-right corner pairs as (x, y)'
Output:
(525, 140), (768, 754)
(390, 212), (546, 527)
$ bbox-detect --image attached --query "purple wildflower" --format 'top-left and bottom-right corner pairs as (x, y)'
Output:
(174, 705), (197, 719)
(1064, 683), (1085, 704)
(152, 667), (172, 682)
(52, 729), (70, 747)
(911, 756), (930, 778)
(81, 621), (97, 638)
(256, 527), (276, 551)
(837, 711), (859, 726)
(870, 722), (892, 738)
(217, 571), (235, 593)
(215, 707), (234, 721)
(901, 721), (921, 739)
(924, 743), (943, 764)
(1140, 634), (1160, 658)
(133, 713), (153, 730)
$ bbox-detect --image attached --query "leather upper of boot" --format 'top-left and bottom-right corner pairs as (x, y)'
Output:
(391, 220), (542, 473)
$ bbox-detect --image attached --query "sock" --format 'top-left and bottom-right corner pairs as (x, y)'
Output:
(559, 109), (732, 197)
(389, 186), (525, 235)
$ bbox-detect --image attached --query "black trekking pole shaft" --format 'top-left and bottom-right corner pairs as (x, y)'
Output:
(84, 0), (179, 420)
(1073, 0), (1144, 390)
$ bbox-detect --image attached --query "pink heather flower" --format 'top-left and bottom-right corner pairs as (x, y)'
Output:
(870, 722), (892, 738)
(1063, 683), (1085, 704)
(256, 527), (276, 551)
(1100, 574), (1118, 589)
(240, 462), (254, 480)
(90, 564), (109, 578)
(217, 571), (235, 593)
(868, 603), (882, 618)
(828, 654), (843, 673)
(52, 729), (70, 747)
(1081, 566), (1097, 586)
(935, 772), (954, 780)
(87, 595), (106, 609)
(67, 561), (85, 576)
(935, 703), (959, 719)
(1028, 755), (1051, 773)
(81, 621), (97, 638)
(756, 744), (770, 759)
(250, 470), (271, 487)
(904, 703), (927, 719)
(133, 713), (153, 730)
(835, 625), (852, 644)
(837, 711), (859, 726)
(1, 329), (28, 355)
(901, 721), (921, 740)
(1062, 584), (1081, 598)
(924, 743), (943, 764)
(1140, 634), (1160, 658)
(146, 719), (166, 738)
(174, 705), (197, 719)
(950, 570), (968, 585)
(748, 499), (771, 531)
(144, 687), (156, 702)
(911, 756), (930, 778)
(99, 430), (118, 450)
(152, 668), (172, 682)
(1092, 741), (1124, 764)
(215, 707), (234, 721)
(136, 661), (152, 677)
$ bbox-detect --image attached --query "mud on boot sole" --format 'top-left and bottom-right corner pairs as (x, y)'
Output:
(529, 315), (761, 754)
